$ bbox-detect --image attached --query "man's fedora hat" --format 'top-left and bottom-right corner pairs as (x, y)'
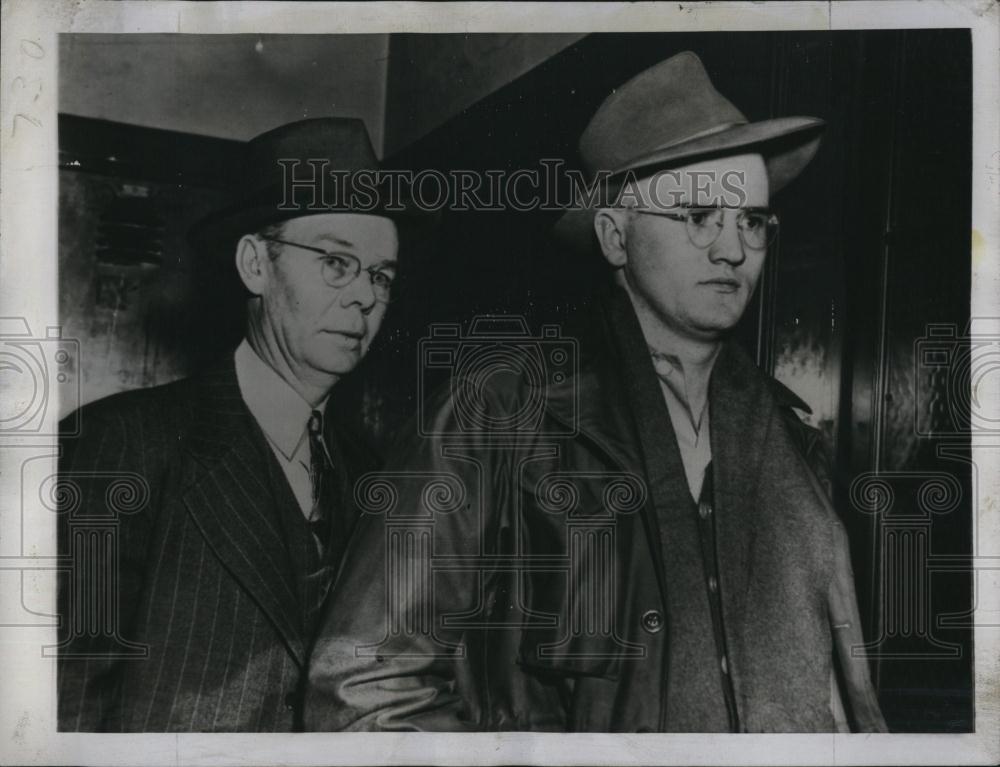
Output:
(553, 51), (825, 252)
(189, 117), (418, 255)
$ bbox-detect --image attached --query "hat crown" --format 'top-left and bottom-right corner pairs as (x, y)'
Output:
(580, 51), (747, 177)
(189, 116), (409, 254)
(243, 117), (378, 192)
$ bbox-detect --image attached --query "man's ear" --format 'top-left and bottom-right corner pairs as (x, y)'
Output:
(593, 208), (629, 269)
(235, 234), (269, 296)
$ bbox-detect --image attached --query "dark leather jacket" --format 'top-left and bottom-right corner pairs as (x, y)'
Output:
(306, 290), (886, 733)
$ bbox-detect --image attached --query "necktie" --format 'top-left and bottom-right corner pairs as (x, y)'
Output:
(307, 409), (333, 550)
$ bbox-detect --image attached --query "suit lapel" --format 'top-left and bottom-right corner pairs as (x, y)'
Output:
(708, 343), (773, 640)
(180, 358), (306, 667)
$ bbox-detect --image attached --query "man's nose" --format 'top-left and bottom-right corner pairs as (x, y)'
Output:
(339, 271), (378, 311)
(707, 211), (746, 265)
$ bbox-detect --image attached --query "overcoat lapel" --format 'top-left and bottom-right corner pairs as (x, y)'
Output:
(708, 343), (773, 641)
(180, 358), (306, 666)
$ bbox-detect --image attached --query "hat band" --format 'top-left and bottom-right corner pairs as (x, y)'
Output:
(607, 121), (745, 177)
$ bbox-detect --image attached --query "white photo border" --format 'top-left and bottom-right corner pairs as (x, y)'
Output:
(1, 1), (997, 764)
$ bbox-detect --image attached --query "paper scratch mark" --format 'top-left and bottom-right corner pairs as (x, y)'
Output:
(11, 712), (30, 745)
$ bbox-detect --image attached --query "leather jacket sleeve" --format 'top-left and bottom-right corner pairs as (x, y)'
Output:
(306, 390), (506, 731)
(304, 512), (475, 730)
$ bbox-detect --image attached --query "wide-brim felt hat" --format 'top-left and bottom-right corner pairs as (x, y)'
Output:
(553, 51), (826, 253)
(189, 117), (426, 256)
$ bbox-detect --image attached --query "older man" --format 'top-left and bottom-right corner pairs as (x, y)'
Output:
(306, 53), (886, 732)
(57, 118), (401, 731)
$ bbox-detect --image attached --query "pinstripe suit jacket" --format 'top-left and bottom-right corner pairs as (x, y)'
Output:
(57, 356), (377, 731)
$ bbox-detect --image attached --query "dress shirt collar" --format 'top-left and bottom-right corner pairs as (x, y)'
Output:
(649, 346), (714, 500)
(234, 339), (328, 461)
(648, 346), (718, 434)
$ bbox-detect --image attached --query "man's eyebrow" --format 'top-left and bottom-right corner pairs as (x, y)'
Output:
(314, 235), (355, 249)
(372, 259), (399, 270)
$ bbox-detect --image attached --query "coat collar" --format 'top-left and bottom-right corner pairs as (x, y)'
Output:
(181, 355), (307, 666)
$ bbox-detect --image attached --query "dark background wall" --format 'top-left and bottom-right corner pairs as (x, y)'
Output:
(58, 30), (973, 732)
(60, 34), (392, 149)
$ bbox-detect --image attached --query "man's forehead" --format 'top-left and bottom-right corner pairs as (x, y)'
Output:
(281, 212), (398, 244)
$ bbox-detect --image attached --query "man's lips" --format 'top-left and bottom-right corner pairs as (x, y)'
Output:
(700, 278), (741, 291)
(324, 330), (365, 345)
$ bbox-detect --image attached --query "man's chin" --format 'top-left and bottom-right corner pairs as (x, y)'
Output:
(689, 315), (742, 340)
(693, 304), (748, 333)
(311, 350), (364, 378)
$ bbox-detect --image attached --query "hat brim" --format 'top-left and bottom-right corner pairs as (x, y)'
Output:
(552, 116), (825, 253)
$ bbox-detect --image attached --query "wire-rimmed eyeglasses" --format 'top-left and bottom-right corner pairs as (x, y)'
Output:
(259, 236), (397, 303)
(630, 206), (779, 251)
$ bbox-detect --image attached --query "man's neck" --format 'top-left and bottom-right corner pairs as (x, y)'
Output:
(245, 323), (337, 409)
(629, 301), (723, 426)
(648, 333), (721, 382)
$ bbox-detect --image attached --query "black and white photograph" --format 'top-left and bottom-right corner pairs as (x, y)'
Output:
(0, 1), (998, 765)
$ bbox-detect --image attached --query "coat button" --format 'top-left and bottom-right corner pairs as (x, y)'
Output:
(708, 576), (718, 594)
(699, 503), (712, 520)
(641, 609), (663, 633)
(720, 655), (729, 675)
(284, 692), (296, 711)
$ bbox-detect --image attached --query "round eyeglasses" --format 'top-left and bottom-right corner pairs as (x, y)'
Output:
(259, 236), (397, 303)
(631, 207), (779, 251)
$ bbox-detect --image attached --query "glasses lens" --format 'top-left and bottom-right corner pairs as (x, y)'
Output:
(321, 255), (357, 287)
(685, 208), (725, 248)
(369, 270), (395, 303)
(738, 210), (778, 250)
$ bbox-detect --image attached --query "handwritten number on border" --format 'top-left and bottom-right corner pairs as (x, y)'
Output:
(9, 40), (45, 138)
